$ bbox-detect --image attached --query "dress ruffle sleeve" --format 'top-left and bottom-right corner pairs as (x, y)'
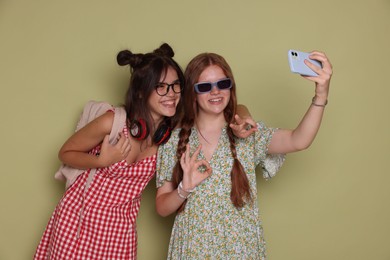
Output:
(156, 128), (180, 188)
(255, 121), (286, 180)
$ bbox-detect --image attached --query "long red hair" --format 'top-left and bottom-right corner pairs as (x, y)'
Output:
(172, 53), (252, 212)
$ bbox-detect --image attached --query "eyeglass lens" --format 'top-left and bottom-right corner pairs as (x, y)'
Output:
(156, 82), (182, 96)
(194, 78), (232, 93)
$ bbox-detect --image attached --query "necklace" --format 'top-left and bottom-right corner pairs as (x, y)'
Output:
(195, 121), (212, 144)
(197, 127), (211, 144)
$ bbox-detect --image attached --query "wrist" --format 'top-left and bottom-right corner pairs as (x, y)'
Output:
(96, 154), (112, 168)
(177, 181), (196, 200)
(311, 96), (328, 107)
(180, 181), (196, 193)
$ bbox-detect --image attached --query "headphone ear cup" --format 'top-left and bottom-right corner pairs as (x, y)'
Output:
(153, 124), (171, 145)
(130, 119), (149, 140)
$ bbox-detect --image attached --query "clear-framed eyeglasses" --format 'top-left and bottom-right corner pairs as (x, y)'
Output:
(155, 81), (183, 96)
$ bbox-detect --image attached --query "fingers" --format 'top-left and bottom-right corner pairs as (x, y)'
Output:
(181, 144), (189, 166)
(235, 114), (257, 129)
(229, 123), (238, 131)
(181, 144), (201, 166)
(102, 135), (110, 146)
(122, 137), (131, 156)
(184, 144), (190, 163)
(230, 115), (258, 138)
(308, 51), (333, 73)
(195, 160), (212, 175)
(180, 144), (208, 172)
(303, 60), (323, 79)
(303, 51), (333, 87)
(234, 114), (244, 125)
(115, 132), (131, 157)
(243, 117), (257, 130)
(180, 152), (186, 166)
(179, 145), (212, 191)
(203, 163), (213, 177)
(191, 144), (202, 161)
(243, 127), (257, 137)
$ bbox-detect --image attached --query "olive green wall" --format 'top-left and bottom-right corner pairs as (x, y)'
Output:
(1, 0), (389, 259)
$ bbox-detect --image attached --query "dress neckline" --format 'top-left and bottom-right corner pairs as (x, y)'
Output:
(123, 153), (157, 166)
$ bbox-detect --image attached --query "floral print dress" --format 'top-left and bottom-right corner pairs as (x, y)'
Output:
(156, 121), (285, 260)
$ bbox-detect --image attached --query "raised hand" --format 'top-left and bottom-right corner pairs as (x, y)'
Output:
(180, 144), (212, 191)
(230, 114), (258, 138)
(304, 51), (333, 99)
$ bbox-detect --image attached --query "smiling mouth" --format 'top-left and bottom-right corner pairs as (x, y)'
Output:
(209, 98), (222, 103)
(161, 100), (176, 107)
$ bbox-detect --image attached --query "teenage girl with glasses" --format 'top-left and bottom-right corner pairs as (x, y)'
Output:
(34, 43), (185, 260)
(155, 51), (332, 259)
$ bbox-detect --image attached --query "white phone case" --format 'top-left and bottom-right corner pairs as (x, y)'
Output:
(288, 50), (322, 77)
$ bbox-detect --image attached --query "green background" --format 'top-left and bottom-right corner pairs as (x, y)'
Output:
(1, 0), (389, 259)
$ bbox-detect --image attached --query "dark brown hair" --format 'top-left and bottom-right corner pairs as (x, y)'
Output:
(173, 53), (252, 211)
(117, 43), (185, 138)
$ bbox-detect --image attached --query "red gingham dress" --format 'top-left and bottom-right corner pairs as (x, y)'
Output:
(34, 127), (156, 260)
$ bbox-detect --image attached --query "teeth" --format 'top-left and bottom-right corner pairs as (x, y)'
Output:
(162, 100), (175, 105)
(209, 98), (222, 102)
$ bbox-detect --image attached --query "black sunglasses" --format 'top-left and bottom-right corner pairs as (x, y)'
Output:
(194, 78), (232, 94)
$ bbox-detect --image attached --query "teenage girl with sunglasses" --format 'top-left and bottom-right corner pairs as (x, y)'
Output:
(155, 51), (332, 259)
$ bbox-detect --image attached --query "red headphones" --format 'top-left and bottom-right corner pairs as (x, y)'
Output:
(129, 119), (171, 145)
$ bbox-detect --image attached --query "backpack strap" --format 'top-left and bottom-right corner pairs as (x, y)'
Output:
(76, 105), (127, 237)
(108, 106), (127, 144)
(84, 106), (127, 190)
(55, 101), (128, 190)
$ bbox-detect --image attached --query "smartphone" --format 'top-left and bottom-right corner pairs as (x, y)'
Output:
(288, 49), (322, 77)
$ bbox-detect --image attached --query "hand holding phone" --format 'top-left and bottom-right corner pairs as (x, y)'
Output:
(288, 50), (322, 77)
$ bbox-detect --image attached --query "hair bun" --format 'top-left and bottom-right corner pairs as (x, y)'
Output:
(117, 50), (144, 68)
(154, 43), (174, 58)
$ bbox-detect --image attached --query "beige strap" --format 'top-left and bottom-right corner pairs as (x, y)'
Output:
(84, 106), (127, 190)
